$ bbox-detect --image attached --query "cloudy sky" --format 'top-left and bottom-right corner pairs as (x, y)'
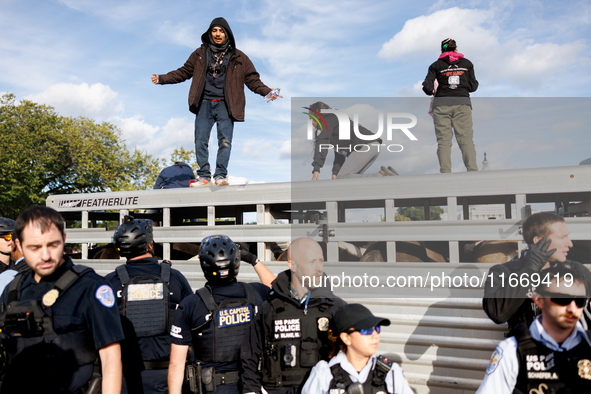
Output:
(2, 0), (590, 183)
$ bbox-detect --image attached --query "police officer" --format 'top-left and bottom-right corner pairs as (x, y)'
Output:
(483, 212), (591, 331)
(302, 304), (413, 394)
(241, 237), (347, 394)
(477, 265), (591, 393)
(0, 218), (15, 272)
(0, 220), (27, 295)
(0, 205), (123, 394)
(167, 235), (274, 394)
(104, 215), (193, 394)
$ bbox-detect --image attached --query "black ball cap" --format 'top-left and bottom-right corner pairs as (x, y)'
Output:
(334, 304), (390, 335)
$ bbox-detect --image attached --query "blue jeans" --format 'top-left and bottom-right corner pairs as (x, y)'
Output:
(194, 100), (234, 179)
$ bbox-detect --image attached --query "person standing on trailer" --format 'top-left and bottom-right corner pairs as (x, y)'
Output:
(422, 38), (479, 173)
(152, 17), (281, 187)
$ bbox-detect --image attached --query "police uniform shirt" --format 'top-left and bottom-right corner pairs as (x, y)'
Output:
(301, 351), (414, 394)
(170, 281), (270, 372)
(104, 257), (193, 361)
(0, 257), (24, 295)
(0, 256), (124, 392)
(476, 316), (591, 393)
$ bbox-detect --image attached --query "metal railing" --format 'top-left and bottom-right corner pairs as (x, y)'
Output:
(47, 165), (591, 261)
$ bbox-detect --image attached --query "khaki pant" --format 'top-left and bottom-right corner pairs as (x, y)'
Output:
(433, 105), (478, 173)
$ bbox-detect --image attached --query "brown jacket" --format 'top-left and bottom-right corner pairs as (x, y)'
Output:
(158, 46), (271, 121)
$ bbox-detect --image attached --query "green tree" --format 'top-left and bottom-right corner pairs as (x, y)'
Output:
(397, 206), (444, 221)
(122, 149), (166, 191)
(380, 213), (411, 222)
(169, 146), (199, 174)
(0, 93), (160, 217)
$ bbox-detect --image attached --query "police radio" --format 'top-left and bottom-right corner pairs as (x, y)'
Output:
(281, 344), (296, 368)
(3, 301), (46, 338)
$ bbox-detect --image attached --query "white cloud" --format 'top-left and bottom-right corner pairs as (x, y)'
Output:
(379, 7), (588, 90)
(242, 138), (274, 159)
(279, 140), (291, 160)
(379, 8), (496, 58)
(236, 0), (390, 96)
(110, 115), (160, 152)
(395, 81), (426, 97)
(287, 125), (315, 161)
(161, 117), (194, 142)
(25, 83), (123, 119)
(57, 0), (154, 24)
(149, 117), (195, 159)
(111, 115), (219, 164)
(157, 21), (200, 49)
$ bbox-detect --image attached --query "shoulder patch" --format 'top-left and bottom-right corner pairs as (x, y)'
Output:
(170, 324), (183, 339)
(486, 348), (503, 375)
(95, 285), (115, 308)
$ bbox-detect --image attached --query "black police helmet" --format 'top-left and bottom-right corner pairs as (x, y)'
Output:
(113, 215), (153, 258)
(199, 235), (240, 285)
(0, 218), (15, 235)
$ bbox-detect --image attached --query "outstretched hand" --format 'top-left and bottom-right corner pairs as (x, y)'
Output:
(151, 74), (159, 84)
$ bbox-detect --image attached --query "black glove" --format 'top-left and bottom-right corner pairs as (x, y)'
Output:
(238, 245), (259, 266)
(524, 237), (556, 272)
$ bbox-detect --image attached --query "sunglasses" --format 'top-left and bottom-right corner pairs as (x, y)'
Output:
(2, 234), (11, 242)
(346, 326), (381, 336)
(538, 291), (588, 308)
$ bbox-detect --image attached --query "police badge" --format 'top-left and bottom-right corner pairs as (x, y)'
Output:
(42, 289), (60, 307)
(318, 317), (329, 331)
(578, 359), (591, 380)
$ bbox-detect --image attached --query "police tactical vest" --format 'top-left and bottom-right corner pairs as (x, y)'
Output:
(116, 260), (172, 337)
(192, 283), (256, 363)
(10, 259), (29, 273)
(0, 265), (97, 367)
(262, 296), (333, 387)
(513, 323), (591, 394)
(328, 355), (393, 394)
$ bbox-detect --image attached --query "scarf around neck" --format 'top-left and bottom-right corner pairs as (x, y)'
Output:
(208, 45), (230, 78)
(209, 34), (230, 53)
(439, 51), (464, 63)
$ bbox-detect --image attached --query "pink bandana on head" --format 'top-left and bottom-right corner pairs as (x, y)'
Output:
(439, 51), (464, 62)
